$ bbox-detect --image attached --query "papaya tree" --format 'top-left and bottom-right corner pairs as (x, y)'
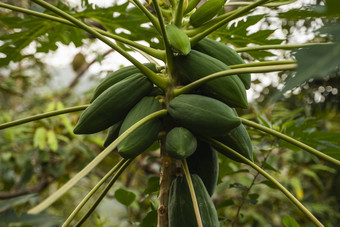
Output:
(0, 0), (340, 226)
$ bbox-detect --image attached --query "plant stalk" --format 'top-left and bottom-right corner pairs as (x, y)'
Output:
(240, 118), (340, 167)
(235, 43), (333, 52)
(205, 137), (324, 227)
(130, 0), (162, 33)
(30, 0), (168, 90)
(0, 105), (88, 130)
(173, 0), (184, 27)
(62, 159), (127, 226)
(182, 159), (203, 227)
(152, 0), (175, 76)
(28, 110), (167, 214)
(173, 64), (297, 96)
(73, 159), (132, 226)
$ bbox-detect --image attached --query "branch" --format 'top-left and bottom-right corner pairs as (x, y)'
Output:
(173, 63), (297, 96)
(0, 177), (54, 200)
(240, 118), (340, 167)
(0, 105), (89, 130)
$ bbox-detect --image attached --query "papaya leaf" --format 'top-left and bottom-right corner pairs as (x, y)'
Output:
(280, 23), (340, 94)
(210, 15), (283, 60)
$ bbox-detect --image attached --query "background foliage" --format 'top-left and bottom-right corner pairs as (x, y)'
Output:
(0, 0), (339, 226)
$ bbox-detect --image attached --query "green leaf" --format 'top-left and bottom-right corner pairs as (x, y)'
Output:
(216, 199), (234, 209)
(0, 210), (62, 227)
(0, 194), (36, 213)
(114, 188), (136, 206)
(33, 127), (46, 150)
(280, 23), (340, 94)
(47, 130), (58, 151)
(143, 176), (160, 194)
(290, 177), (303, 200)
(282, 215), (300, 227)
(141, 210), (158, 227)
(211, 15), (283, 60)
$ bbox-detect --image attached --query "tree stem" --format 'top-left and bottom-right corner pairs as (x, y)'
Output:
(158, 136), (180, 227)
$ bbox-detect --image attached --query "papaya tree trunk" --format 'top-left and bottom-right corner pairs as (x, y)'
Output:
(158, 136), (180, 227)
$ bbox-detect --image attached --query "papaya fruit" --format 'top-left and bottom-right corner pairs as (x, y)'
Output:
(215, 123), (253, 163)
(166, 127), (197, 159)
(103, 121), (122, 148)
(193, 38), (251, 89)
(91, 63), (158, 102)
(73, 73), (152, 134)
(174, 50), (248, 109)
(168, 94), (241, 136)
(118, 97), (162, 158)
(189, 0), (227, 27)
(187, 140), (219, 196)
(168, 174), (219, 227)
(166, 24), (191, 55)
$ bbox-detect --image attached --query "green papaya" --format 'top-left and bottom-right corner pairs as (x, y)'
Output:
(187, 140), (219, 196)
(166, 127), (197, 159)
(168, 174), (219, 227)
(193, 38), (251, 89)
(166, 24), (191, 55)
(189, 0), (227, 27)
(168, 94), (241, 136)
(73, 73), (152, 134)
(118, 97), (162, 158)
(103, 121), (122, 148)
(91, 63), (158, 102)
(215, 123), (253, 163)
(174, 50), (248, 109)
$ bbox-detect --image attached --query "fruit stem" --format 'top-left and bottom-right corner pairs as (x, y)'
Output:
(173, 63), (297, 96)
(30, 0), (169, 91)
(0, 3), (166, 61)
(181, 159), (203, 227)
(205, 137), (325, 227)
(0, 105), (89, 130)
(190, 0), (271, 46)
(240, 118), (340, 168)
(235, 42), (333, 52)
(28, 110), (167, 214)
(173, 0), (184, 26)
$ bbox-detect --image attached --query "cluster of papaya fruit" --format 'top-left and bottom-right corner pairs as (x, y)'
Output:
(73, 3), (254, 223)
